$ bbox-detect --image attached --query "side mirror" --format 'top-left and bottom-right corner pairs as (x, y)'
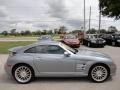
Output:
(64, 52), (70, 57)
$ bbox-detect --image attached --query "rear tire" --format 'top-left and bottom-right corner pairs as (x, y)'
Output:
(88, 64), (110, 83)
(12, 64), (34, 84)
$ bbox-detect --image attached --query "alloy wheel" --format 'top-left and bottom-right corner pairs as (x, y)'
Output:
(90, 65), (109, 82)
(14, 65), (32, 83)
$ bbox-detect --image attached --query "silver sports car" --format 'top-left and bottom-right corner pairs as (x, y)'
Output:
(4, 41), (116, 84)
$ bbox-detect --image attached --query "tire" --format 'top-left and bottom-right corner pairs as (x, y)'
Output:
(12, 64), (34, 84)
(88, 64), (110, 83)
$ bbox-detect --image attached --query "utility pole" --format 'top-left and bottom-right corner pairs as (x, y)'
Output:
(98, 5), (101, 34)
(83, 0), (86, 37)
(89, 6), (91, 31)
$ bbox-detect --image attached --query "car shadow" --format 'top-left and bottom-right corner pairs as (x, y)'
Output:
(32, 76), (112, 84)
(1, 72), (113, 84)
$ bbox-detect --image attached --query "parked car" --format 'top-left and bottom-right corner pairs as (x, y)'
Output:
(5, 41), (116, 84)
(101, 34), (120, 46)
(37, 35), (53, 41)
(61, 34), (80, 48)
(83, 34), (106, 47)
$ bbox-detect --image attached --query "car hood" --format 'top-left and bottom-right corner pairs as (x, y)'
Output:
(76, 49), (110, 59)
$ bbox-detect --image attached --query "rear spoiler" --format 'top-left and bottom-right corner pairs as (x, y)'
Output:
(9, 46), (23, 52)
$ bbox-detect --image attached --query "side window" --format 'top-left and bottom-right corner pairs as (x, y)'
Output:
(35, 45), (48, 53)
(35, 45), (65, 54)
(24, 47), (36, 53)
(24, 45), (65, 54)
(46, 45), (65, 54)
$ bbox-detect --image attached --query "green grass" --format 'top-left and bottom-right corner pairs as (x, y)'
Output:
(0, 35), (61, 54)
(0, 41), (35, 54)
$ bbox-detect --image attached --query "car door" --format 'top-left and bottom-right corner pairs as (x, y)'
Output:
(33, 45), (76, 76)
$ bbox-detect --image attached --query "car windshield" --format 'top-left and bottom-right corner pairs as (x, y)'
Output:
(64, 35), (76, 39)
(60, 43), (77, 54)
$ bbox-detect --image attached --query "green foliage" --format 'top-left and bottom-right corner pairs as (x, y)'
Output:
(99, 0), (120, 19)
(1, 31), (8, 36)
(58, 26), (67, 34)
(10, 29), (16, 35)
(71, 30), (82, 34)
(108, 26), (118, 33)
(86, 28), (97, 34)
(99, 29), (107, 34)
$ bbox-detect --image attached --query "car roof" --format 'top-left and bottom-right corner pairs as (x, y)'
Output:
(18, 41), (60, 53)
(33, 41), (59, 46)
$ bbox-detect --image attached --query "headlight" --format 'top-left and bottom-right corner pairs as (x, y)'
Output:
(117, 40), (120, 42)
(103, 40), (106, 43)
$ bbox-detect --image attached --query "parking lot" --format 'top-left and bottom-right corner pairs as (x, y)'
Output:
(0, 45), (120, 90)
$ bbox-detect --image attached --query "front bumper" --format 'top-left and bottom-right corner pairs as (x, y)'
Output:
(109, 63), (117, 76)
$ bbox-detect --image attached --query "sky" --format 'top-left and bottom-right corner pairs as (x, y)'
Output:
(0, 0), (120, 32)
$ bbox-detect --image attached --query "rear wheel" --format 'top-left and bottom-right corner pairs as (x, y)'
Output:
(89, 64), (110, 83)
(12, 64), (34, 84)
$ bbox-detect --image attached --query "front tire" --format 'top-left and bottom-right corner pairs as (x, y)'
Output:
(89, 64), (110, 83)
(12, 65), (34, 84)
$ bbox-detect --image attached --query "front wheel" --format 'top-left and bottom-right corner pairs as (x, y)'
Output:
(12, 65), (34, 84)
(89, 65), (110, 83)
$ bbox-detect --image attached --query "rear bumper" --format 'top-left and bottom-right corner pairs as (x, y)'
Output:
(4, 62), (13, 77)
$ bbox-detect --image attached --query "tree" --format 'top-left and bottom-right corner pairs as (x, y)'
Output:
(54, 29), (59, 34)
(99, 29), (107, 34)
(86, 28), (97, 34)
(20, 31), (25, 36)
(32, 30), (41, 36)
(41, 30), (47, 35)
(58, 26), (67, 34)
(99, 0), (120, 19)
(10, 29), (16, 35)
(72, 30), (82, 34)
(2, 31), (8, 36)
(47, 30), (53, 35)
(24, 30), (31, 35)
(108, 26), (118, 33)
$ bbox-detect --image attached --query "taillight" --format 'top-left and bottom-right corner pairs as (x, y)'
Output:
(9, 51), (17, 56)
